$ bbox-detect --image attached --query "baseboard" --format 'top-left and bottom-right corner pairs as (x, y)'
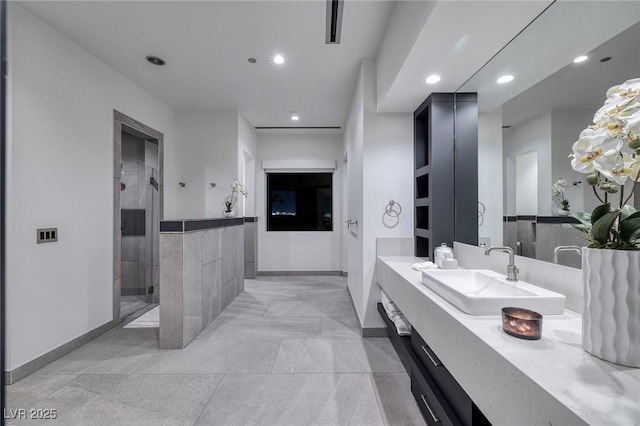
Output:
(345, 283), (387, 338)
(257, 270), (343, 276)
(4, 320), (114, 384)
(362, 327), (388, 337)
(341, 271), (348, 277)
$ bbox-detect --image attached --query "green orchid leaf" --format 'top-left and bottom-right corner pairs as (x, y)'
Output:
(591, 211), (621, 244)
(621, 205), (638, 221)
(563, 223), (588, 233)
(571, 212), (592, 228)
(620, 217), (640, 242)
(591, 203), (611, 225)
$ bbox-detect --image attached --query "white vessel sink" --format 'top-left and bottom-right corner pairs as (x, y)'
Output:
(421, 269), (565, 316)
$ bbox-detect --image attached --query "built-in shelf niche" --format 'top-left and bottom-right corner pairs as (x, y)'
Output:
(414, 93), (478, 259)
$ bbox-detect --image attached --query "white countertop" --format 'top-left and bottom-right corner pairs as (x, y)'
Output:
(377, 256), (640, 426)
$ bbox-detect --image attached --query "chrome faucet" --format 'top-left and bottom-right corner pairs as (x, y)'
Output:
(484, 246), (519, 281)
(553, 246), (582, 264)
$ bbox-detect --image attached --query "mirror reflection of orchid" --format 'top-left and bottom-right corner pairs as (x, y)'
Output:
(567, 78), (640, 250)
(552, 178), (570, 212)
(224, 179), (248, 213)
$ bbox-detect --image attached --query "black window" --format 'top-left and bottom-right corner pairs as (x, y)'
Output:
(267, 173), (333, 231)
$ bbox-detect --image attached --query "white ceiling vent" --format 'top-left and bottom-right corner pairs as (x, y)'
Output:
(326, 0), (344, 44)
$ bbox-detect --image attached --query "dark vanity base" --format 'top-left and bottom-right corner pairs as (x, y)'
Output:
(377, 303), (490, 426)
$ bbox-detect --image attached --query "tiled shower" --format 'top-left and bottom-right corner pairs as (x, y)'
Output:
(120, 132), (160, 318)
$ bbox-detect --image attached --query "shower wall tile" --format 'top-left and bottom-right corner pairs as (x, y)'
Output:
(159, 234), (183, 349)
(203, 229), (222, 264)
(145, 140), (159, 170)
(121, 260), (139, 290)
(122, 237), (139, 261)
(160, 225), (243, 349)
(535, 224), (557, 264)
(183, 232), (204, 345)
(222, 227), (238, 284)
(222, 277), (236, 311)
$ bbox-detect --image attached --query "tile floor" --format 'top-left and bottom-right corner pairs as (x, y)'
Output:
(6, 276), (425, 425)
(121, 295), (151, 319)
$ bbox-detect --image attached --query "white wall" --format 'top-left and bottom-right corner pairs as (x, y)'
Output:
(344, 59), (414, 329)
(238, 114), (257, 217)
(515, 151), (539, 215)
(344, 65), (365, 320)
(7, 4), (174, 370)
(170, 109), (238, 219)
(256, 132), (343, 272)
(503, 112), (552, 215)
(478, 109), (504, 245)
(551, 108), (595, 214)
(361, 59), (414, 328)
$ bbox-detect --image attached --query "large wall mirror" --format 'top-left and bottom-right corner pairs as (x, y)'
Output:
(457, 1), (640, 268)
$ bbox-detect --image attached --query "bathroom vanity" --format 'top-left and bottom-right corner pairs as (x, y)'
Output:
(376, 255), (639, 426)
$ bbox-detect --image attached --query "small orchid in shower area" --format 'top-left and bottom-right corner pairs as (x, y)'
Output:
(568, 78), (640, 249)
(552, 178), (570, 212)
(225, 179), (248, 213)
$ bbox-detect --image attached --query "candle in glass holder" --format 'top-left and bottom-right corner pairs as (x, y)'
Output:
(501, 307), (542, 340)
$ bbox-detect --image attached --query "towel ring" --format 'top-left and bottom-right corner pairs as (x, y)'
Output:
(385, 200), (402, 218)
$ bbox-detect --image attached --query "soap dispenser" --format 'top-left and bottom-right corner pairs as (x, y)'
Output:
(434, 243), (454, 268)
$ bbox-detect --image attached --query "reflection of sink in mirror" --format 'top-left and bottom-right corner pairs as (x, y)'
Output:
(457, 1), (640, 269)
(422, 269), (565, 316)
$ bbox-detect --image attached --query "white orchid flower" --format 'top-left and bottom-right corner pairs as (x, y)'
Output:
(570, 127), (624, 173)
(594, 78), (640, 124)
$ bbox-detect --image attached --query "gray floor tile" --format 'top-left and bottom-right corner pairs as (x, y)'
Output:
(10, 374), (221, 426)
(298, 287), (350, 301)
(195, 373), (383, 426)
(321, 317), (361, 338)
(264, 300), (356, 318)
(244, 286), (301, 301)
(197, 315), (322, 340)
(220, 294), (271, 317)
(6, 374), (78, 411)
(10, 275), (423, 426)
(271, 338), (405, 373)
(37, 329), (159, 375)
(371, 373), (427, 426)
(133, 339), (282, 374)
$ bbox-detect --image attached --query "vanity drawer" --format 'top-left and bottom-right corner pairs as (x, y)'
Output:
(411, 363), (462, 426)
(412, 331), (473, 424)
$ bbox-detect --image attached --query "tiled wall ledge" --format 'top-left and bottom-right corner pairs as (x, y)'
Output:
(159, 220), (245, 349)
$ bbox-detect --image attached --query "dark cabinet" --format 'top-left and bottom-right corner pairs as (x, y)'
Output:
(414, 93), (478, 259)
(378, 303), (490, 425)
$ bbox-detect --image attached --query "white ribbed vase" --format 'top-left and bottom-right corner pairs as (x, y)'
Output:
(582, 248), (640, 368)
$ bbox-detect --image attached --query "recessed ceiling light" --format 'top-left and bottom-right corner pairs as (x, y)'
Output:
(497, 75), (514, 84)
(146, 55), (166, 66)
(573, 55), (588, 63)
(248, 57), (257, 64)
(425, 75), (441, 84)
(273, 54), (285, 65)
(291, 114), (299, 121)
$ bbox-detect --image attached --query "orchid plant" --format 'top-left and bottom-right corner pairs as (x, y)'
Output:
(224, 179), (248, 213)
(567, 78), (640, 250)
(552, 178), (570, 211)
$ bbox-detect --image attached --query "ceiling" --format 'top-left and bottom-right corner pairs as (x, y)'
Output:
(19, 1), (617, 130)
(458, 1), (640, 127)
(501, 21), (640, 127)
(19, 0), (394, 128)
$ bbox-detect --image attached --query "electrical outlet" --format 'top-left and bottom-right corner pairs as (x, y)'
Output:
(37, 228), (58, 244)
